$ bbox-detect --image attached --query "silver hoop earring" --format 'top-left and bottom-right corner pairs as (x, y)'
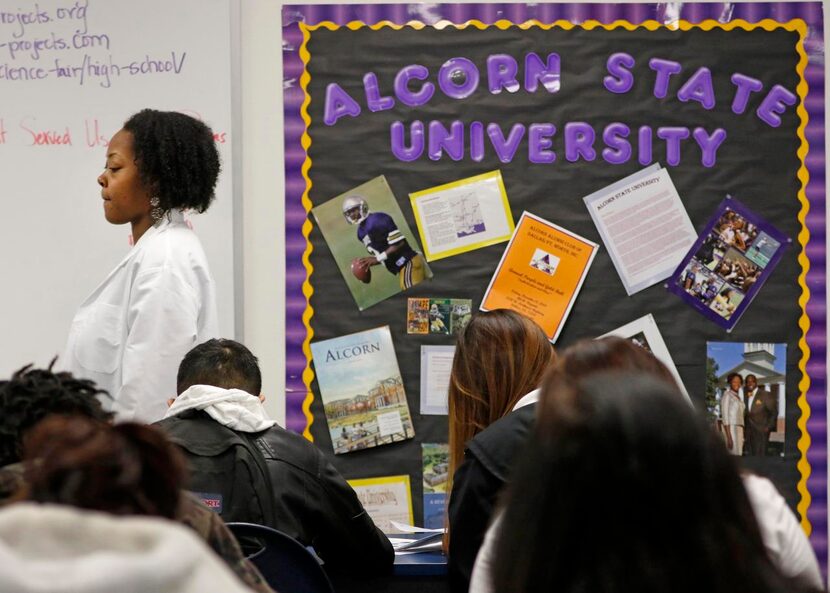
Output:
(150, 196), (163, 222)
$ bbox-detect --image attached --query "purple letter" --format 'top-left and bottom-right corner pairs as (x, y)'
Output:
(638, 126), (652, 165)
(525, 52), (561, 93)
(470, 121), (485, 162)
(649, 58), (682, 99)
(657, 127), (690, 166)
(604, 52), (635, 94)
(323, 83), (361, 126)
(438, 58), (480, 100)
(428, 120), (465, 161)
(756, 84), (797, 128)
(677, 67), (715, 109)
(487, 54), (520, 94)
(564, 122), (596, 162)
(487, 123), (526, 163)
(528, 123), (556, 164)
(693, 127), (727, 168)
(730, 73), (763, 114)
(390, 121), (424, 161)
(394, 65), (435, 107)
(602, 123), (631, 164)
(363, 72), (395, 112)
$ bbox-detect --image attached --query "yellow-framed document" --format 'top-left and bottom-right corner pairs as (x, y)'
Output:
(347, 475), (414, 534)
(409, 170), (515, 262)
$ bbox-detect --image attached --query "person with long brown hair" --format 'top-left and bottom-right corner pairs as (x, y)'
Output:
(469, 337), (821, 593)
(489, 372), (818, 593)
(446, 309), (555, 592)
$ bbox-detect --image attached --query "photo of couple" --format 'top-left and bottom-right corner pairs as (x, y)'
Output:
(707, 342), (786, 457)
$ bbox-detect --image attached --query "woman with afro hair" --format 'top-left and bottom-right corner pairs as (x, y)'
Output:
(62, 109), (221, 423)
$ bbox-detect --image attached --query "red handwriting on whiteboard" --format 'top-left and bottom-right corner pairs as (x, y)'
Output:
(19, 116), (72, 146)
(0, 119), (7, 144)
(84, 118), (109, 148)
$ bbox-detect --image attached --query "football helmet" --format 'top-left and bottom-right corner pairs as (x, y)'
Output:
(342, 195), (369, 225)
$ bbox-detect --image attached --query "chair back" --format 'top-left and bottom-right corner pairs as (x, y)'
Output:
(227, 522), (334, 593)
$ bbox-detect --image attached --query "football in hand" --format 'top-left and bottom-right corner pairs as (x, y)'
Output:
(351, 258), (371, 284)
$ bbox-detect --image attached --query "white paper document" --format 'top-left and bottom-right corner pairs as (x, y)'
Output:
(583, 165), (696, 295)
(599, 314), (689, 400)
(420, 346), (456, 415)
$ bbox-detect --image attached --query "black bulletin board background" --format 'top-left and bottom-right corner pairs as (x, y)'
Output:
(303, 24), (804, 525)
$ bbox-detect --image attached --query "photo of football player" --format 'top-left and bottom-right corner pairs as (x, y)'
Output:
(312, 175), (433, 311)
(429, 302), (449, 334)
(343, 194), (426, 291)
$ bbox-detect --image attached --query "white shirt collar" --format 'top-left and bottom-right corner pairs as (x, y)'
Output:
(512, 388), (541, 411)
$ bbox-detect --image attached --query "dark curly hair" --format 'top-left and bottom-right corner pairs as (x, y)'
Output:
(0, 363), (113, 468)
(123, 109), (221, 214)
(23, 416), (185, 519)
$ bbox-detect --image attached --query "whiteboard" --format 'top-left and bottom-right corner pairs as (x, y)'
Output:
(0, 0), (235, 377)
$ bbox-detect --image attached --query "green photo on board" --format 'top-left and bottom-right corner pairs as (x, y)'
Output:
(312, 175), (432, 311)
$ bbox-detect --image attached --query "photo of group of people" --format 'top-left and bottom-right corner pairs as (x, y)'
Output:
(716, 209), (759, 251)
(669, 200), (788, 330)
(707, 342), (786, 457)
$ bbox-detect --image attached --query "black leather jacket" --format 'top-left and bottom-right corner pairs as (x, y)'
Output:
(157, 410), (394, 576)
(447, 403), (537, 592)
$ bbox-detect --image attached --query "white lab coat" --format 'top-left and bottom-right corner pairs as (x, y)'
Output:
(62, 210), (219, 423)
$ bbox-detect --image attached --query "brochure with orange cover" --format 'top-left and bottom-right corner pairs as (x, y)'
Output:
(481, 212), (598, 342)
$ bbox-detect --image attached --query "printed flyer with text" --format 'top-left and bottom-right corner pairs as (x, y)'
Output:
(481, 212), (598, 342)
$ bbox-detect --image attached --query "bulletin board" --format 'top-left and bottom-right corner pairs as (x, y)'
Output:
(282, 2), (826, 572)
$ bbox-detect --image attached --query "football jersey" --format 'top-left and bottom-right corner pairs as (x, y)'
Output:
(357, 212), (417, 274)
(704, 284), (719, 300)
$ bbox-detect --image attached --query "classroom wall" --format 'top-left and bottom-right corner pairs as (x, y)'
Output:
(240, 1), (285, 423)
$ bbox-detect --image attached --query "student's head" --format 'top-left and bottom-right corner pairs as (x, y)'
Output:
(728, 372), (743, 391)
(0, 364), (113, 468)
(493, 372), (788, 593)
(21, 416), (185, 520)
(98, 109), (221, 226)
(547, 336), (678, 393)
(447, 309), (554, 475)
(176, 338), (262, 396)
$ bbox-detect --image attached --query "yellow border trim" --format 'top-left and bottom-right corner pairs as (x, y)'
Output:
(300, 17), (807, 33)
(298, 21), (813, 524)
(791, 22), (812, 536)
(298, 23), (316, 442)
(347, 474), (415, 526)
(409, 170), (515, 262)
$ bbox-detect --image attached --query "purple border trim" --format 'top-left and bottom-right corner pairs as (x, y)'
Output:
(282, 2), (826, 571)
